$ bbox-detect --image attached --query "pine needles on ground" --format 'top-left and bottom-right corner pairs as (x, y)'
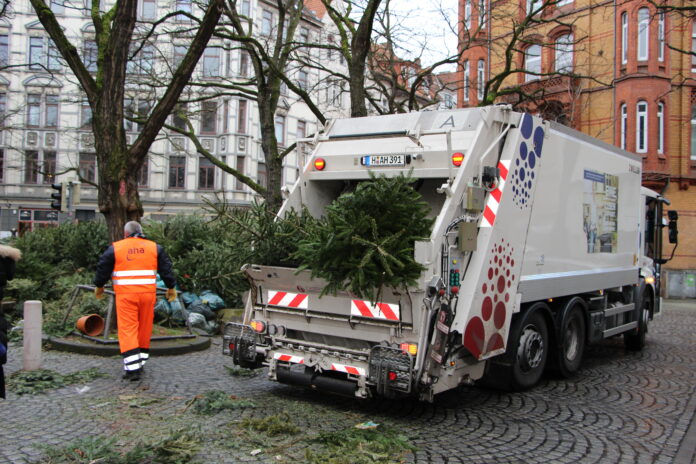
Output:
(7, 368), (106, 395)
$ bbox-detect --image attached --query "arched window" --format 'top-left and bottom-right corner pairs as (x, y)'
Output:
(477, 59), (485, 100)
(658, 12), (665, 62)
(555, 33), (573, 72)
(636, 101), (648, 153)
(637, 8), (649, 61)
(464, 0), (471, 28)
(620, 104), (627, 150)
(525, 44), (541, 82)
(463, 61), (470, 102)
(657, 102), (664, 154)
(478, 0), (486, 27)
(621, 12), (628, 65)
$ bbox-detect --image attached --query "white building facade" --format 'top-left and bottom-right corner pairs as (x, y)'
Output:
(0, 0), (349, 235)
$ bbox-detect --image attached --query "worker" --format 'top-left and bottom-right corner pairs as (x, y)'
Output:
(0, 244), (21, 399)
(93, 221), (177, 381)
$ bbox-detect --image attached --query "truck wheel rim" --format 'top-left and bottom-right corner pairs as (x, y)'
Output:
(564, 318), (579, 361)
(518, 326), (544, 371)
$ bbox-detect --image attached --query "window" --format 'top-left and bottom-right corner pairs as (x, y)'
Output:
(636, 101), (648, 153)
(621, 12), (628, 65)
(50, 0), (64, 14)
(175, 0), (191, 22)
(171, 103), (187, 130)
(0, 93), (5, 123)
(526, 0), (541, 16)
(169, 155), (186, 188)
(657, 102), (664, 154)
(173, 44), (187, 68)
(464, 0), (471, 28)
(237, 99), (247, 133)
(43, 151), (56, 184)
(138, 159), (149, 186)
(296, 120), (306, 140)
(81, 100), (93, 129)
(478, 0), (485, 27)
(0, 34), (8, 67)
(555, 33), (573, 72)
(235, 156), (245, 190)
(298, 70), (308, 90)
(463, 61), (469, 102)
(0, 149), (4, 182)
(29, 37), (45, 70)
(140, 45), (155, 74)
(137, 100), (150, 132)
(525, 44), (541, 82)
(84, 40), (98, 72)
(658, 12), (664, 62)
(201, 101), (217, 134)
(203, 47), (220, 77)
(477, 59), (485, 100)
(257, 162), (267, 188)
(691, 105), (696, 161)
(239, 50), (249, 76)
(275, 114), (285, 146)
(222, 99), (229, 133)
(327, 35), (334, 59)
(637, 8), (649, 61)
(262, 10), (273, 36)
(299, 27), (309, 44)
(45, 95), (58, 128)
(80, 152), (96, 182)
(556, 0), (572, 6)
(240, 0), (250, 16)
(140, 0), (156, 20)
(692, 22), (696, 72)
(620, 103), (627, 150)
(27, 94), (41, 127)
(25, 151), (39, 184)
(444, 93), (454, 109)
(198, 157), (215, 189)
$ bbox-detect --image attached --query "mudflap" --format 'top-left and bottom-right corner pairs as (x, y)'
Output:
(222, 322), (263, 369)
(369, 346), (414, 398)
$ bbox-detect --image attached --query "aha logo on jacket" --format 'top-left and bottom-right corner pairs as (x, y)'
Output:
(126, 247), (146, 261)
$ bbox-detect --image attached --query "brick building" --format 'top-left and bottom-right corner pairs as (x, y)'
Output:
(458, 0), (696, 296)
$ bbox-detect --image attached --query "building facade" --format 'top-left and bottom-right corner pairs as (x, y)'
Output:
(0, 0), (349, 236)
(458, 0), (696, 292)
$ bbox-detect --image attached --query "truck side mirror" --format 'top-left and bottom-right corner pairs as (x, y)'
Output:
(667, 210), (678, 244)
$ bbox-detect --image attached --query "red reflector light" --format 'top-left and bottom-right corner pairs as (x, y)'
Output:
(228, 343), (235, 351)
(314, 158), (326, 170)
(388, 371), (397, 381)
(452, 152), (464, 167)
(250, 320), (266, 333)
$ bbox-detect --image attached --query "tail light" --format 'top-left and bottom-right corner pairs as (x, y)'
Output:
(250, 320), (266, 333)
(452, 152), (464, 167)
(314, 158), (326, 170)
(399, 343), (418, 355)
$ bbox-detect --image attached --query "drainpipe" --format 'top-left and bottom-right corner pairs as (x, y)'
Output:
(613, 0), (617, 147)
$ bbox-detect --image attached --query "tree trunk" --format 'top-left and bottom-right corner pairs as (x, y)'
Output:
(349, 58), (369, 118)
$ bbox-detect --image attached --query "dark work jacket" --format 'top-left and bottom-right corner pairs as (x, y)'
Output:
(0, 245), (21, 366)
(93, 234), (177, 290)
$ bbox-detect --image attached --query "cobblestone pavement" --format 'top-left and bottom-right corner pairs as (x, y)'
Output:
(1, 300), (694, 464)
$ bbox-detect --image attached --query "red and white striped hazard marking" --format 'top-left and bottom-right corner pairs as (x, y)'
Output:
(351, 300), (400, 321)
(481, 160), (510, 228)
(267, 290), (309, 309)
(331, 363), (366, 376)
(273, 352), (304, 364)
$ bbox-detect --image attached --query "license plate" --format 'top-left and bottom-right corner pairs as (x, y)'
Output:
(361, 155), (405, 167)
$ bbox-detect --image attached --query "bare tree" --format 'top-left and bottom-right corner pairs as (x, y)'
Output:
(29, 0), (223, 240)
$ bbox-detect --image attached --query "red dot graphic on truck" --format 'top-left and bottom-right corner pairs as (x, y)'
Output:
(511, 114), (545, 209)
(467, 239), (517, 358)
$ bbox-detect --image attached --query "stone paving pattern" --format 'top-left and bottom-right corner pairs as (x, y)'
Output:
(0, 300), (694, 464)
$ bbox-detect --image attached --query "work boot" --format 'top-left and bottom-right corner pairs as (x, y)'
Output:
(122, 368), (142, 381)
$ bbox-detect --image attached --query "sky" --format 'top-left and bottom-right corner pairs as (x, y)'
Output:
(376, 0), (460, 72)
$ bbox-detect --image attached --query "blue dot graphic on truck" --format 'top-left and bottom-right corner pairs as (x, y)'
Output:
(511, 114), (544, 208)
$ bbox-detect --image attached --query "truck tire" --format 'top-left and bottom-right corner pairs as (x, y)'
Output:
(555, 298), (586, 377)
(482, 303), (550, 391)
(624, 285), (651, 351)
(510, 306), (550, 390)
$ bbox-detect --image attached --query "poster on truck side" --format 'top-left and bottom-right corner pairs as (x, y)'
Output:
(582, 170), (618, 253)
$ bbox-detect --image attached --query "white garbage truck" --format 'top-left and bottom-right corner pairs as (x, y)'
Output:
(223, 106), (678, 401)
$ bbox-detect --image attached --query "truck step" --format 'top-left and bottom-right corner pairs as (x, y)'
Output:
(603, 321), (637, 338)
(604, 303), (635, 317)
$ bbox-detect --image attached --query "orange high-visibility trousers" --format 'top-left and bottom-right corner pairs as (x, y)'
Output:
(115, 293), (156, 357)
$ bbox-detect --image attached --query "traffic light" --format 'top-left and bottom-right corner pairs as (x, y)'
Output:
(50, 182), (67, 212)
(667, 210), (678, 244)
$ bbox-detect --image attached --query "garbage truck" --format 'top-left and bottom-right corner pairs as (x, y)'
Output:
(223, 106), (678, 401)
